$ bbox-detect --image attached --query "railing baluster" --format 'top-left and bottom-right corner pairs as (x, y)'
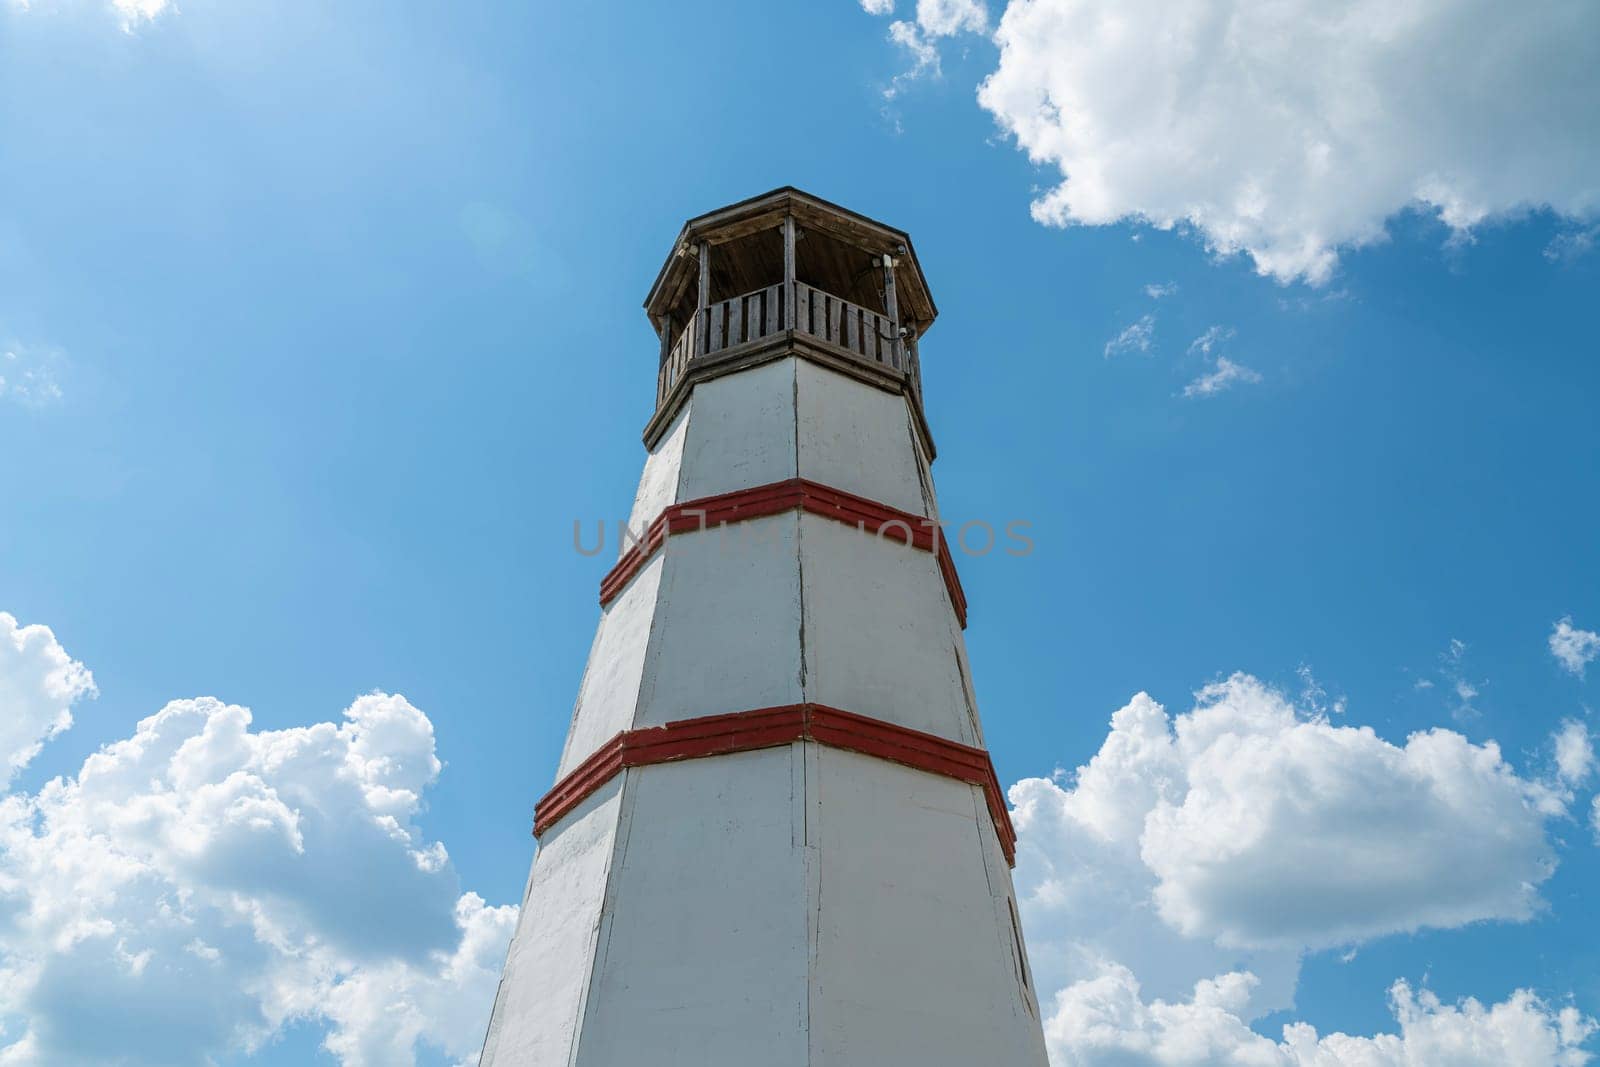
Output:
(727, 296), (742, 348)
(708, 304), (724, 353)
(764, 284), (781, 336)
(844, 305), (858, 352)
(828, 297), (843, 345)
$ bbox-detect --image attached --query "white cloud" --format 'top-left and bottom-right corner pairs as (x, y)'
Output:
(1182, 356), (1260, 398)
(1103, 315), (1154, 358)
(1436, 636), (1485, 719)
(1011, 692), (1302, 1017)
(882, 0), (989, 96)
(110, 0), (169, 25)
(0, 689), (516, 1065)
(1013, 676), (1564, 966)
(7, 0), (172, 28)
(1150, 675), (1557, 949)
(1143, 282), (1178, 299)
(1185, 325), (1235, 358)
(913, 0), (987, 36)
(886, 20), (942, 95)
(1014, 675), (1593, 1064)
(1552, 720), (1594, 789)
(974, 0), (1600, 284)
(0, 348), (64, 409)
(1045, 962), (1596, 1067)
(0, 612), (96, 784)
(1550, 617), (1600, 678)
(1545, 225), (1600, 264)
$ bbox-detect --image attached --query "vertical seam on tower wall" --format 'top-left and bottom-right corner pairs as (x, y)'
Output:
(972, 783), (999, 901)
(805, 742), (822, 1059)
(792, 359), (808, 698)
(562, 400), (692, 777)
(626, 386), (692, 731)
(568, 773), (638, 1066)
(952, 639), (984, 749)
(909, 404), (937, 519)
(670, 387), (690, 510)
(629, 463), (685, 733)
(553, 616), (610, 778)
(970, 779), (1024, 1020)
(794, 359), (817, 1053)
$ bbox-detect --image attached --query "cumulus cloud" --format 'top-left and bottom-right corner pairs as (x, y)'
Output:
(1182, 356), (1260, 398)
(1045, 962), (1595, 1067)
(1143, 282), (1178, 299)
(1146, 676), (1556, 948)
(1013, 675), (1592, 1063)
(1550, 617), (1600, 678)
(860, 0), (896, 14)
(1011, 691), (1301, 1018)
(1103, 315), (1154, 358)
(1013, 677), (1565, 972)
(0, 688), (516, 1065)
(969, 0), (1600, 284)
(0, 612), (96, 784)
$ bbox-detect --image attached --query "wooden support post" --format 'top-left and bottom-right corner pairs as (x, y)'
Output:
(782, 216), (796, 330)
(882, 253), (902, 369)
(697, 241), (711, 355)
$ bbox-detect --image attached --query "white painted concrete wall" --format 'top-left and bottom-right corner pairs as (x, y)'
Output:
(486, 743), (1047, 1067)
(576, 749), (811, 1066)
(798, 513), (978, 745)
(619, 404), (689, 561)
(796, 360), (929, 517)
(485, 351), (1048, 1066)
(806, 747), (1047, 1066)
(557, 554), (665, 778)
(480, 778), (625, 1066)
(632, 512), (805, 727)
(677, 358), (798, 501)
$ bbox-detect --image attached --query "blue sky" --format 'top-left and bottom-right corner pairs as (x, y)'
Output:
(2, 0), (1598, 1064)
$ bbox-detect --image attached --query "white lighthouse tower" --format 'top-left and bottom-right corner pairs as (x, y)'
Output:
(480, 189), (1049, 1066)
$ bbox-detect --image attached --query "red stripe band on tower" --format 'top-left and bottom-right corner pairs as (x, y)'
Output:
(533, 703), (1017, 866)
(599, 478), (968, 627)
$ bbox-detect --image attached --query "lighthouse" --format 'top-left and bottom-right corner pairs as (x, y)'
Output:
(480, 189), (1050, 1066)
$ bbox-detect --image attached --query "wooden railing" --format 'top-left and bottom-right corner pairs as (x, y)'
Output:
(792, 281), (901, 369)
(658, 281), (915, 406)
(659, 313), (697, 404)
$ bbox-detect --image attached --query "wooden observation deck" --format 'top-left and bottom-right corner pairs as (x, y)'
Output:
(642, 188), (940, 457)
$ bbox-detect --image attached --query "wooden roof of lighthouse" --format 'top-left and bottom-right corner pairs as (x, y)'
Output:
(643, 187), (939, 340)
